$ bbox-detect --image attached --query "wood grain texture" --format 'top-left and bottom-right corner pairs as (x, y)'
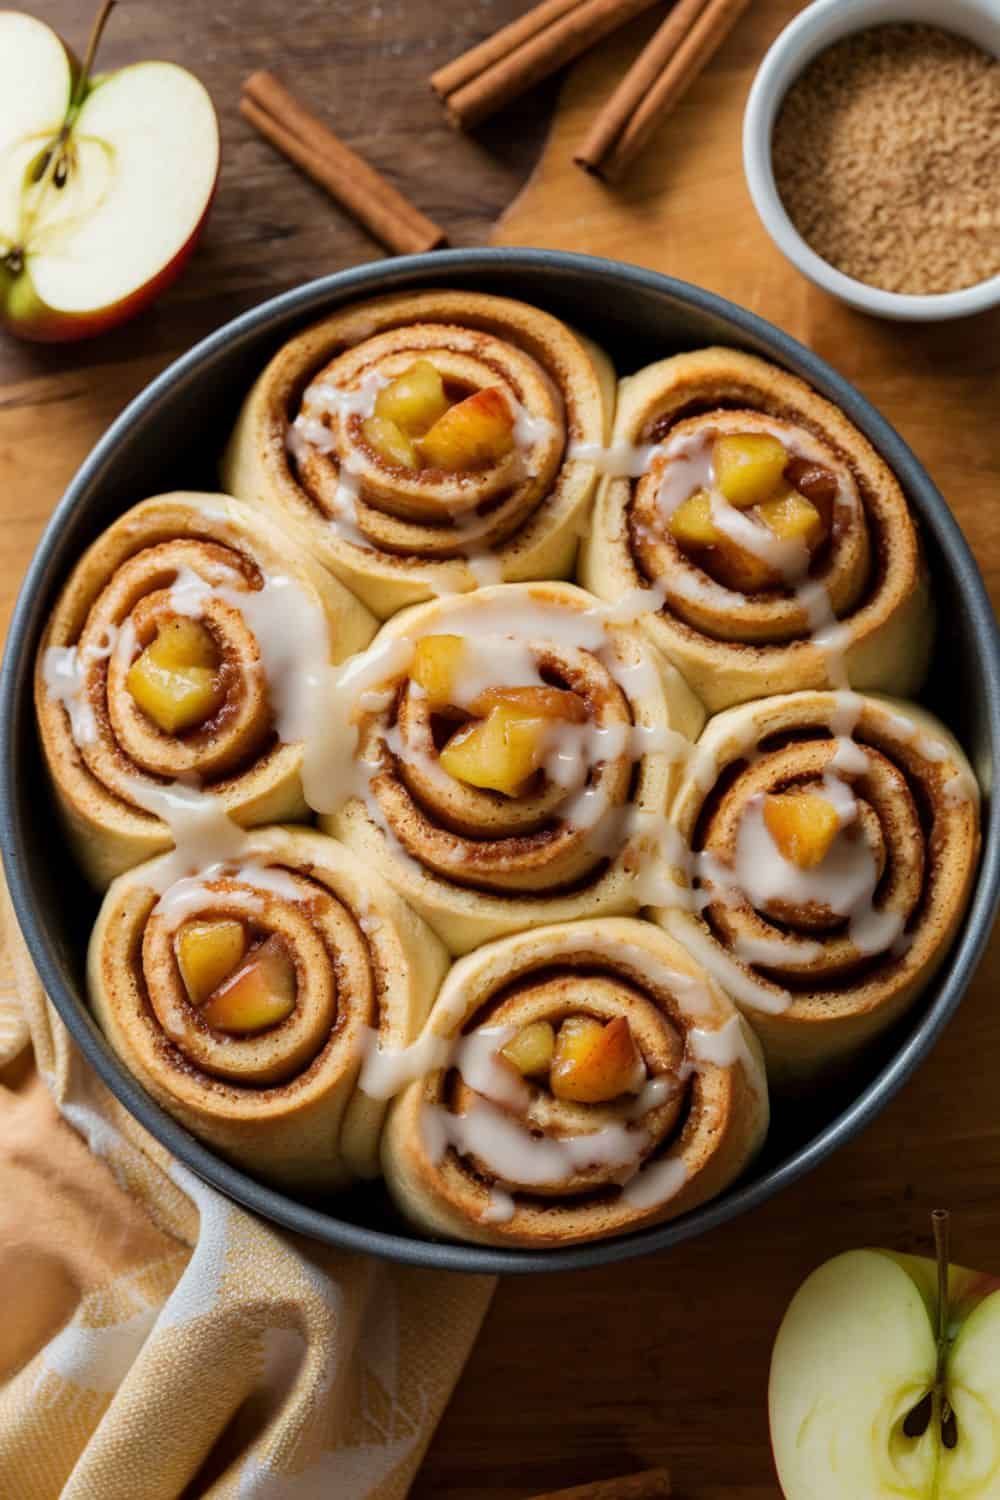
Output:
(3, 3), (999, 1498)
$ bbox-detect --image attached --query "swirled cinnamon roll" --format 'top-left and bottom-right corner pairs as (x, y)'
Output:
(580, 347), (933, 712)
(317, 582), (705, 953)
(87, 827), (448, 1188)
(222, 290), (614, 617)
(652, 691), (980, 1079)
(35, 493), (375, 886)
(378, 918), (768, 1247)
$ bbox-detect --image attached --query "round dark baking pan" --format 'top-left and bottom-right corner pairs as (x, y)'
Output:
(2, 249), (998, 1273)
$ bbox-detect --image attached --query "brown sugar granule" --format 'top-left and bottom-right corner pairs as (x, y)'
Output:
(772, 24), (1000, 296)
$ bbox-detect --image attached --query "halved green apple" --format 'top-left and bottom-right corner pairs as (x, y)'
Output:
(770, 1246), (1000, 1498)
(0, 10), (219, 342)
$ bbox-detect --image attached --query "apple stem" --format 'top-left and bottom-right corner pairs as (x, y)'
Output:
(933, 1208), (949, 1349)
(932, 1208), (957, 1444)
(71, 0), (117, 116)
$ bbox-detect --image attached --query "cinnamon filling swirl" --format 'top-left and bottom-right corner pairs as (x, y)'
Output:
(657, 690), (980, 1079)
(379, 918), (768, 1246)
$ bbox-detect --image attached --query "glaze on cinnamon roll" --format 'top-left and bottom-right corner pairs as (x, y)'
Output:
(319, 581), (705, 953)
(580, 348), (933, 712)
(87, 827), (449, 1188)
(35, 493), (375, 887)
(378, 918), (768, 1247)
(653, 691), (980, 1080)
(221, 290), (614, 617)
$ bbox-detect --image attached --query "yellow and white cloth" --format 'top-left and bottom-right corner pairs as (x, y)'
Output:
(0, 885), (494, 1499)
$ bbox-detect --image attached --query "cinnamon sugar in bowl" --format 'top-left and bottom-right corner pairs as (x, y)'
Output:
(743, 0), (1000, 321)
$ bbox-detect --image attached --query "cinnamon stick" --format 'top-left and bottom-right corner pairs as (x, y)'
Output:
(575, 0), (711, 172)
(575, 0), (753, 181)
(431, 0), (584, 98)
(527, 1468), (672, 1499)
(241, 71), (446, 256)
(432, 0), (662, 131)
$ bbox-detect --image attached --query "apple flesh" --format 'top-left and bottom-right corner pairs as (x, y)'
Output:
(769, 1248), (1000, 1498)
(200, 937), (297, 1035)
(0, 11), (219, 342)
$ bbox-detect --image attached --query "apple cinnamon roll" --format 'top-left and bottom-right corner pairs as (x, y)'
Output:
(35, 492), (375, 887)
(321, 581), (705, 954)
(580, 347), (933, 712)
(221, 290), (614, 618)
(652, 691), (980, 1080)
(378, 918), (768, 1247)
(87, 827), (449, 1189)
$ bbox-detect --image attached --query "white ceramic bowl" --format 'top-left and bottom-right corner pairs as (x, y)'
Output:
(743, 0), (1000, 321)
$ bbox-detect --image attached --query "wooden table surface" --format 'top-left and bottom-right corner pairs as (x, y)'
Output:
(3, 3), (999, 1497)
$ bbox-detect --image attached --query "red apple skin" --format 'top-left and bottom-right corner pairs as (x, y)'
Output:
(1, 168), (220, 344)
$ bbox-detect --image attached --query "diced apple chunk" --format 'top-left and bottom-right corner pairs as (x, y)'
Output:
(469, 685), (588, 723)
(411, 634), (466, 707)
(668, 489), (779, 591)
(668, 488), (718, 547)
(713, 432), (788, 508)
(756, 490), (825, 550)
(151, 617), (218, 670)
(362, 414), (419, 470)
(127, 618), (223, 734)
(551, 1015), (642, 1103)
(176, 919), (247, 1006)
(375, 359), (449, 436)
(417, 387), (515, 471)
(763, 791), (841, 869)
(501, 1020), (556, 1077)
(439, 703), (550, 796)
(200, 935), (296, 1034)
(707, 535), (780, 593)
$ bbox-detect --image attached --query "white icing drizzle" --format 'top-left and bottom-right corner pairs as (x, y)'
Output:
(882, 709), (974, 802)
(620, 1155), (687, 1210)
(509, 397), (557, 477)
(465, 554), (504, 587)
(121, 779), (254, 894)
(568, 440), (663, 477)
(42, 625), (119, 746)
(294, 592), (698, 870)
(430, 636), (545, 705)
(481, 1186), (516, 1224)
(289, 374), (557, 580)
(152, 875), (249, 929)
(653, 425), (823, 589)
(45, 556), (336, 772)
(307, 370), (387, 422)
(301, 635), (414, 816)
(366, 928), (757, 1216)
(451, 1026), (527, 1108)
(359, 1027), (453, 1101)
(229, 862), (302, 902)
(600, 586), (670, 625)
(592, 419), (866, 691)
(732, 931), (823, 966)
(627, 1076), (678, 1117)
(165, 566), (333, 749)
(711, 490), (810, 579)
(645, 682), (981, 1002)
(152, 861), (300, 930)
(731, 788), (904, 958)
(423, 1096), (646, 1184)
(688, 1015), (750, 1069)
(796, 580), (851, 688)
